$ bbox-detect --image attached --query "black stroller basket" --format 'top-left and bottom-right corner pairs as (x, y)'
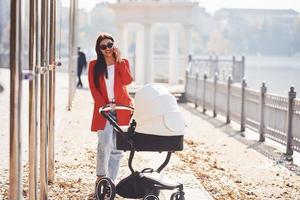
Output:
(98, 104), (185, 200)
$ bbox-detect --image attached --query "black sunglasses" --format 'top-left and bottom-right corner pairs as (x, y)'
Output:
(100, 42), (114, 50)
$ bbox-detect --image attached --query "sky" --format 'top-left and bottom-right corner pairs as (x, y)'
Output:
(67, 0), (300, 14)
(199, 0), (300, 13)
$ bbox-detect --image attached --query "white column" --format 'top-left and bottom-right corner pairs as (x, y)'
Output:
(168, 24), (179, 84)
(183, 24), (192, 70)
(117, 24), (128, 58)
(144, 23), (154, 84)
(135, 25), (145, 84)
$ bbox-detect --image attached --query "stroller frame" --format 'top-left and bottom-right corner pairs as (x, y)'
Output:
(96, 104), (185, 200)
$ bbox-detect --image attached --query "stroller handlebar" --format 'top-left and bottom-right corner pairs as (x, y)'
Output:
(99, 104), (134, 137)
(99, 104), (134, 113)
(99, 104), (134, 124)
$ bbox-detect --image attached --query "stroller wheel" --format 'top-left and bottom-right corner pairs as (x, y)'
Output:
(95, 177), (116, 200)
(143, 193), (160, 200)
(170, 191), (185, 200)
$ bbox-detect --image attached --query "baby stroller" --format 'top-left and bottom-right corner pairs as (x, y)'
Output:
(96, 84), (186, 200)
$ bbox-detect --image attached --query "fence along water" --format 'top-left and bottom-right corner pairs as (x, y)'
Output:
(185, 66), (299, 161)
(188, 55), (245, 83)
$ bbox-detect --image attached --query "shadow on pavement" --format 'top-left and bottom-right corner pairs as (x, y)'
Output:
(180, 102), (300, 176)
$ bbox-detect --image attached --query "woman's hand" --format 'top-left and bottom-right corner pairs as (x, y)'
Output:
(113, 46), (122, 63)
(109, 102), (116, 111)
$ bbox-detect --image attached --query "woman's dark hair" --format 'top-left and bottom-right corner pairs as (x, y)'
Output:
(94, 33), (114, 88)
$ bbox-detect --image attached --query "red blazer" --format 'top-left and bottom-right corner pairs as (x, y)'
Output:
(88, 58), (133, 132)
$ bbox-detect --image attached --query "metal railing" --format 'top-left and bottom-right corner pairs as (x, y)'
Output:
(127, 54), (243, 84)
(189, 55), (245, 83)
(185, 69), (299, 161)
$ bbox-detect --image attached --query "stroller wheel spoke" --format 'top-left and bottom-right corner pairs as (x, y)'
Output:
(95, 177), (116, 200)
(170, 191), (185, 200)
(143, 193), (160, 200)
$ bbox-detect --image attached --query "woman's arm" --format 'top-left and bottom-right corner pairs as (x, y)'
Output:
(118, 59), (133, 86)
(88, 61), (106, 105)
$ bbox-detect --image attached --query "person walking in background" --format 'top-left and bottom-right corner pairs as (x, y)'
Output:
(77, 46), (87, 88)
(88, 33), (133, 185)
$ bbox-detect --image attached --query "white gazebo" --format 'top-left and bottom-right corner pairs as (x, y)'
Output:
(110, 1), (197, 85)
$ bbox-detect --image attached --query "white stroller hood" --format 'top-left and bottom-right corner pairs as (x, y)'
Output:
(132, 84), (185, 136)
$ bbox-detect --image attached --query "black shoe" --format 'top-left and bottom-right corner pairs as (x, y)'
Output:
(76, 84), (83, 89)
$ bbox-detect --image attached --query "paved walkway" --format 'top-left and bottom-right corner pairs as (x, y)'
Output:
(2, 67), (299, 199)
(0, 69), (69, 171)
(0, 68), (212, 199)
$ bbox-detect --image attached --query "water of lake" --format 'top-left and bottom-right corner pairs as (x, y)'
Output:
(245, 56), (300, 96)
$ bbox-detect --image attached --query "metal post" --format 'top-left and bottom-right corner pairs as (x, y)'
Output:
(213, 73), (218, 117)
(259, 82), (267, 142)
(0, 84), (3, 93)
(194, 73), (199, 108)
(68, 0), (78, 111)
(181, 69), (189, 103)
(68, 0), (74, 110)
(9, 0), (22, 199)
(35, 0), (40, 66)
(186, 54), (192, 82)
(232, 55), (236, 82)
(209, 55), (213, 77)
(240, 78), (247, 133)
(215, 55), (219, 76)
(226, 76), (232, 124)
(203, 73), (207, 113)
(241, 55), (245, 81)
(286, 86), (296, 161)
(28, 0), (38, 199)
(40, 0), (49, 199)
(188, 54), (192, 63)
(48, 0), (56, 183)
(184, 70), (189, 93)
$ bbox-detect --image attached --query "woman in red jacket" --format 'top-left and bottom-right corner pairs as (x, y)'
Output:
(88, 33), (133, 184)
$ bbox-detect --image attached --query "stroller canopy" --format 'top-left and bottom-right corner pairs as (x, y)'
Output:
(132, 84), (185, 136)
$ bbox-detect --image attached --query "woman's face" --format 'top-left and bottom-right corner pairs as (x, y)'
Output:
(99, 38), (114, 58)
